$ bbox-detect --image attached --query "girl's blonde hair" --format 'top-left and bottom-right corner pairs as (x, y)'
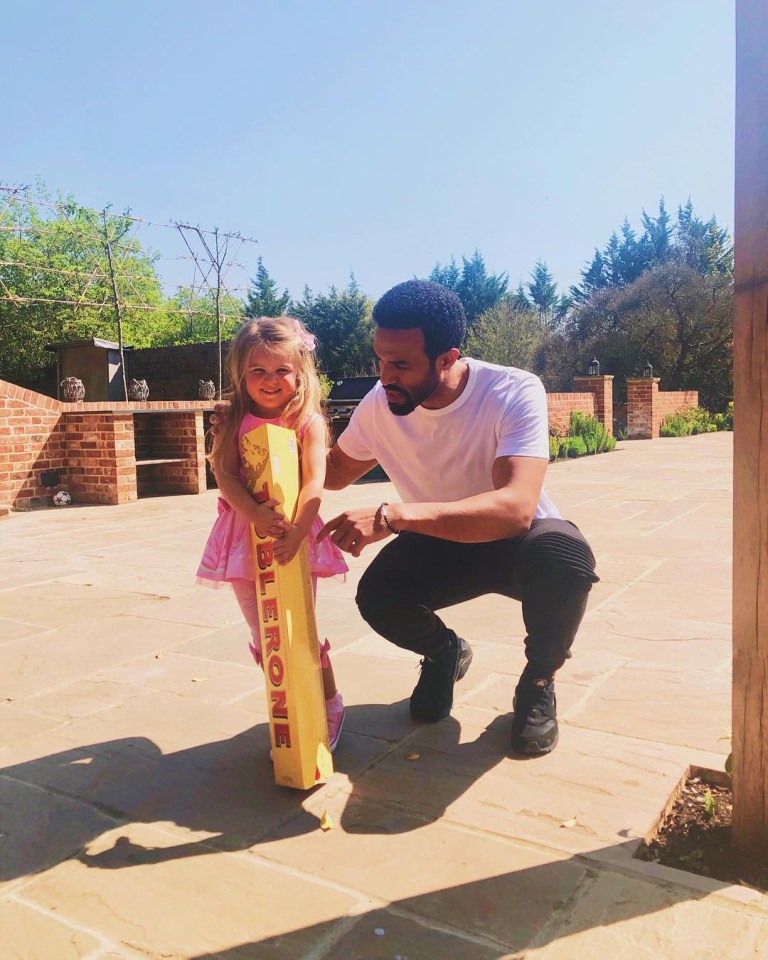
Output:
(209, 315), (327, 472)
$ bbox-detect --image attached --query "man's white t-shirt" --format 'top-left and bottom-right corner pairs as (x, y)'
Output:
(336, 357), (561, 520)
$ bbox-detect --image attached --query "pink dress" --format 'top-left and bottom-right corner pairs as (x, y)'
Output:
(197, 412), (348, 585)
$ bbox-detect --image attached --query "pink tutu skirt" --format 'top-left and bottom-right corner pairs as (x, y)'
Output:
(197, 498), (348, 585)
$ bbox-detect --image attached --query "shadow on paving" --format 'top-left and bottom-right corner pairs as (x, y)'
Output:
(3, 702), (508, 880)
(181, 843), (717, 959)
(1, 703), (727, 956)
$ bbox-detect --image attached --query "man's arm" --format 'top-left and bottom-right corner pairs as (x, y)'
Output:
(389, 455), (547, 541)
(324, 443), (378, 490)
(319, 455), (547, 555)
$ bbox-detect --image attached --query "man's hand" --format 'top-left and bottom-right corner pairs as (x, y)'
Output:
(209, 401), (229, 435)
(272, 523), (304, 565)
(317, 506), (391, 557)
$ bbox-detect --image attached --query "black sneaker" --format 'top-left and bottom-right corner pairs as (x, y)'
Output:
(511, 675), (559, 755)
(410, 634), (473, 722)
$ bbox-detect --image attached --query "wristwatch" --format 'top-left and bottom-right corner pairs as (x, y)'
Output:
(380, 501), (399, 535)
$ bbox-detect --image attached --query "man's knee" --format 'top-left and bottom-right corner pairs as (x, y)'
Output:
(517, 521), (598, 588)
(356, 567), (394, 632)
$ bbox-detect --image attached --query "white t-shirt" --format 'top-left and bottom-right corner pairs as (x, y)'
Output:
(337, 357), (561, 519)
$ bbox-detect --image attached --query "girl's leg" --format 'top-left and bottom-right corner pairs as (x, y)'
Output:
(312, 573), (336, 695)
(231, 578), (263, 667)
(313, 574), (344, 751)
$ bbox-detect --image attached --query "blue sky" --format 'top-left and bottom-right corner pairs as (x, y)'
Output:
(3, 0), (734, 302)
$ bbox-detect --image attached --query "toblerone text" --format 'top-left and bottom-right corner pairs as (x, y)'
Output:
(241, 422), (333, 789)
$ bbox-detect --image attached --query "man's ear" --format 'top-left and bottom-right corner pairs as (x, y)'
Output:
(436, 348), (461, 372)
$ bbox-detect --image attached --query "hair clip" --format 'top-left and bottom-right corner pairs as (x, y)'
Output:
(293, 319), (316, 352)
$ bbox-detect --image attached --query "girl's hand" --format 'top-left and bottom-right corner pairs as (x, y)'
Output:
(253, 499), (287, 539)
(273, 524), (304, 565)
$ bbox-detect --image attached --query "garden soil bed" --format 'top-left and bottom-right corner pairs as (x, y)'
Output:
(636, 766), (768, 893)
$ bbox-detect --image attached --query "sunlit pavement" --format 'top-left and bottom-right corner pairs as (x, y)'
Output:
(2, 431), (765, 959)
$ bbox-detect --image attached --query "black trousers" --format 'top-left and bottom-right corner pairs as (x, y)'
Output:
(356, 518), (599, 678)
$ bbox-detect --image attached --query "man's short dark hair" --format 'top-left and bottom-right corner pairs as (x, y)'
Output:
(373, 279), (466, 360)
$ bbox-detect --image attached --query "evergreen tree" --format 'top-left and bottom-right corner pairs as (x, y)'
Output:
(570, 249), (608, 303)
(428, 250), (507, 324)
(527, 260), (562, 329)
(641, 198), (673, 265)
(675, 200), (733, 275)
(511, 283), (531, 310)
(291, 276), (375, 376)
(570, 198), (732, 302)
(456, 250), (508, 324)
(429, 258), (461, 291)
(243, 257), (291, 318)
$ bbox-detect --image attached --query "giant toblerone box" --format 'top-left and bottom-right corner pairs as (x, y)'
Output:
(241, 423), (333, 789)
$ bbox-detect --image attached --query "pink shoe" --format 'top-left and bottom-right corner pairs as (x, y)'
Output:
(325, 692), (345, 753)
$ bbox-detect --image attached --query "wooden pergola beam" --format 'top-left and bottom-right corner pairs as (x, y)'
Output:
(732, 0), (768, 857)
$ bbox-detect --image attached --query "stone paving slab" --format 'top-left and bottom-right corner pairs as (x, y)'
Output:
(2, 431), (766, 959)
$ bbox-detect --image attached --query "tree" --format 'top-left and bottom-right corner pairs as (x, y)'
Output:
(243, 257), (291, 318)
(565, 261), (733, 409)
(510, 283), (531, 311)
(675, 199), (733, 275)
(428, 258), (461, 291)
(291, 276), (375, 376)
(570, 198), (732, 301)
(527, 260), (570, 330)
(641, 197), (674, 265)
(465, 299), (545, 370)
(0, 188), (167, 389)
(158, 287), (243, 346)
(429, 250), (507, 325)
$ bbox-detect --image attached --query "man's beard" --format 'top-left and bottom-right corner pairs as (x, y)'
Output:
(383, 370), (440, 417)
(384, 387), (417, 416)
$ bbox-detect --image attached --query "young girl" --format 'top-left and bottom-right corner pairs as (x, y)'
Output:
(197, 315), (348, 751)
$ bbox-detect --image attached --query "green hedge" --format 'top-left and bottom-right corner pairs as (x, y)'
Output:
(550, 411), (617, 462)
(660, 403), (733, 437)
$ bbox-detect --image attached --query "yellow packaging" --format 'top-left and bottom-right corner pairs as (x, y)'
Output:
(241, 422), (333, 789)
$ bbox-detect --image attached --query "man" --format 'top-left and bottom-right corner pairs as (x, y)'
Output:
(318, 279), (598, 755)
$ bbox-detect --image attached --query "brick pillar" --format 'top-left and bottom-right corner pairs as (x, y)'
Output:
(626, 377), (660, 439)
(572, 375), (614, 434)
(113, 414), (138, 504)
(65, 412), (137, 504)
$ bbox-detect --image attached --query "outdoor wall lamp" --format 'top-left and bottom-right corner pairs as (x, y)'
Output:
(587, 358), (600, 376)
(643, 361), (654, 378)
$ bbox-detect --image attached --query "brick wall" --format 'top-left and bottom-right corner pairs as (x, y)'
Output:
(546, 393), (597, 435)
(656, 389), (699, 437)
(0, 378), (211, 514)
(627, 378), (699, 439)
(0, 383), (66, 514)
(572, 375), (614, 434)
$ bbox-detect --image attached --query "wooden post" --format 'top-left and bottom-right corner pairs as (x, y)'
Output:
(732, 0), (768, 858)
(102, 211), (129, 402)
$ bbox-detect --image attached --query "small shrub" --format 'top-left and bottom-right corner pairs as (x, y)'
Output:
(568, 411), (617, 454)
(549, 434), (561, 461)
(560, 435), (587, 458)
(661, 406), (720, 437)
(712, 401), (733, 431)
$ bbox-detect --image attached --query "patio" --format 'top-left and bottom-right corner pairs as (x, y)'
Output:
(1, 431), (765, 958)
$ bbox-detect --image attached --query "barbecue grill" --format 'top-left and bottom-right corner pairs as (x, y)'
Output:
(325, 376), (379, 439)
(325, 376), (387, 480)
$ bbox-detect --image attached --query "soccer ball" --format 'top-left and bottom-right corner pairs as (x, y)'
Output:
(52, 490), (72, 506)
